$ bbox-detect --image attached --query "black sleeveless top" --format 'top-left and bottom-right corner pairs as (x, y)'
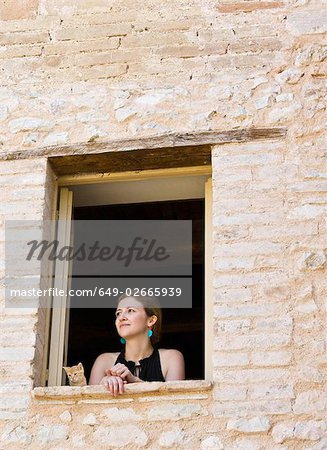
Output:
(114, 347), (165, 382)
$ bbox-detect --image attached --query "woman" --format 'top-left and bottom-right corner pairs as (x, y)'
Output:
(89, 294), (185, 395)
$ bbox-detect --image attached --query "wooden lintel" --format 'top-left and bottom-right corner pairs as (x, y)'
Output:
(0, 127), (287, 161)
(50, 145), (212, 176)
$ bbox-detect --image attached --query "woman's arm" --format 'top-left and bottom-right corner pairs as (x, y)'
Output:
(164, 349), (185, 381)
(106, 363), (143, 383)
(89, 353), (114, 385)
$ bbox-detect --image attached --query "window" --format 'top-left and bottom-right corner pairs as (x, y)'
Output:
(45, 166), (212, 386)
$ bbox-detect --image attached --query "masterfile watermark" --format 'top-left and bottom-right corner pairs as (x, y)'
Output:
(26, 237), (170, 266)
(5, 220), (193, 308)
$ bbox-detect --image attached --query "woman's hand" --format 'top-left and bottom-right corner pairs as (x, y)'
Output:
(105, 363), (139, 383)
(100, 375), (127, 396)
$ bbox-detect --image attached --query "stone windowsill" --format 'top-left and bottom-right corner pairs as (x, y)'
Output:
(32, 380), (212, 402)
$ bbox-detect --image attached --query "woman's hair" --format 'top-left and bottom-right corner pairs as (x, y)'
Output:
(116, 294), (162, 345)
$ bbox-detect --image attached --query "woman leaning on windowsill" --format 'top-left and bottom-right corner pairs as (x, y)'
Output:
(89, 294), (185, 396)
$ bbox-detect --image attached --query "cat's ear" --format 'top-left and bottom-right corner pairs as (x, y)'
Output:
(63, 367), (68, 372)
(77, 362), (83, 369)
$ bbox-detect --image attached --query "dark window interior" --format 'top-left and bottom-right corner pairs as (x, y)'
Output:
(66, 198), (204, 381)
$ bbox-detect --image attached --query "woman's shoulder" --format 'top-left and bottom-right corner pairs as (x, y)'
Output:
(94, 352), (120, 365)
(158, 348), (184, 360)
(157, 349), (185, 380)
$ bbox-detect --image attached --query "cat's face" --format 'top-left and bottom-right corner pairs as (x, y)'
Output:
(63, 362), (84, 383)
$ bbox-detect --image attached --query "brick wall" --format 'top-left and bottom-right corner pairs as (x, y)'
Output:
(0, 1), (325, 156)
(0, 0), (326, 448)
(0, 158), (49, 423)
(211, 140), (327, 447)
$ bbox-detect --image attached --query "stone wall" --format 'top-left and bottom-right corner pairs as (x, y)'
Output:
(0, 0), (326, 448)
(211, 139), (327, 448)
(0, 157), (49, 423)
(0, 0), (325, 158)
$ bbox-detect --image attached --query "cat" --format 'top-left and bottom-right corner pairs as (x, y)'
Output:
(63, 362), (87, 386)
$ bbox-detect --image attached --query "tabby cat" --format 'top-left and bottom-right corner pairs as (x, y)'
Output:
(63, 362), (87, 386)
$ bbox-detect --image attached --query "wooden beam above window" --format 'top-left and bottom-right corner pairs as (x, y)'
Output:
(50, 145), (212, 176)
(0, 127), (287, 162)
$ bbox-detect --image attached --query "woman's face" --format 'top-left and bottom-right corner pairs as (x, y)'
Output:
(115, 297), (156, 339)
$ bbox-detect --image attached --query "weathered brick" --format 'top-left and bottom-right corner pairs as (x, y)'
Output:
(213, 211), (285, 226)
(53, 24), (131, 41)
(158, 428), (185, 447)
(290, 181), (327, 193)
(286, 11), (327, 36)
(121, 31), (194, 48)
(214, 318), (251, 333)
(255, 316), (293, 330)
(229, 38), (282, 54)
(200, 436), (224, 450)
(249, 383), (294, 400)
(93, 425), (148, 446)
(0, 31), (49, 46)
(82, 413), (97, 425)
(214, 226), (250, 243)
(0, 0), (39, 21)
(214, 303), (283, 319)
(293, 390), (327, 414)
(213, 399), (292, 416)
(214, 368), (290, 383)
(271, 422), (295, 443)
(214, 271), (288, 287)
(214, 241), (284, 257)
(154, 45), (208, 59)
(36, 425), (69, 444)
(214, 286), (253, 304)
(213, 384), (247, 401)
(218, 1), (284, 13)
(226, 416), (271, 432)
(9, 118), (51, 133)
(0, 16), (59, 33)
(42, 0), (123, 16)
(232, 24), (278, 39)
(214, 168), (253, 183)
(251, 351), (292, 366)
(0, 394), (30, 410)
(214, 333), (291, 353)
(1, 424), (32, 444)
(0, 410), (27, 420)
(101, 407), (141, 422)
(0, 347), (35, 361)
(44, 37), (120, 56)
(138, 393), (208, 402)
(214, 256), (255, 270)
(146, 403), (206, 421)
(0, 330), (36, 346)
(0, 359), (33, 381)
(294, 420), (327, 441)
(213, 351), (250, 367)
(215, 152), (282, 168)
(0, 44), (42, 59)
(253, 222), (319, 240)
(141, 19), (207, 33)
(272, 420), (327, 444)
(51, 63), (128, 82)
(288, 205), (326, 219)
(207, 53), (279, 70)
(55, 51), (125, 69)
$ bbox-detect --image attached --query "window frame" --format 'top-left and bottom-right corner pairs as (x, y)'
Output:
(44, 166), (213, 386)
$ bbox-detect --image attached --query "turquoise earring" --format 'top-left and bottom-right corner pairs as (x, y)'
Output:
(148, 330), (153, 338)
(120, 337), (126, 344)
